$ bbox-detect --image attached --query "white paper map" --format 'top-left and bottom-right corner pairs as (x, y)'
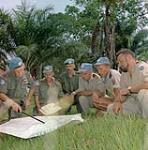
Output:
(40, 102), (62, 115)
(0, 114), (84, 139)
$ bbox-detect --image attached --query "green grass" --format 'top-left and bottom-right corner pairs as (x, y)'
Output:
(0, 112), (147, 150)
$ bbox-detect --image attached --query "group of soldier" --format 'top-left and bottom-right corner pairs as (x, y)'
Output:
(0, 48), (148, 120)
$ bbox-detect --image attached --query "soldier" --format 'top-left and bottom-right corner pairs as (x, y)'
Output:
(108, 49), (148, 118)
(72, 63), (105, 113)
(92, 57), (121, 113)
(0, 57), (33, 119)
(34, 65), (73, 115)
(60, 58), (81, 112)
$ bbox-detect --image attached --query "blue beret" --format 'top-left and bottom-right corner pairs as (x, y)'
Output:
(78, 63), (93, 73)
(64, 58), (75, 65)
(43, 65), (53, 74)
(95, 57), (110, 65)
(8, 57), (23, 70)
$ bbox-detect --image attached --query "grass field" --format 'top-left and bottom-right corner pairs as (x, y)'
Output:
(0, 111), (147, 150)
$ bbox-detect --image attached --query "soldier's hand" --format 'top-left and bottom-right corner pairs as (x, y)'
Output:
(25, 99), (31, 108)
(37, 107), (43, 116)
(112, 101), (122, 114)
(5, 98), (22, 113)
(11, 101), (22, 113)
(92, 92), (99, 103)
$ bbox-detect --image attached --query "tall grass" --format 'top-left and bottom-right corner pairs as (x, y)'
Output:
(0, 114), (147, 150)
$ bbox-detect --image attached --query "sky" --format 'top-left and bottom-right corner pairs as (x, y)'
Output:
(0, 0), (74, 13)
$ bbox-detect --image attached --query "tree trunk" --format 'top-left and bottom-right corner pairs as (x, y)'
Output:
(104, 4), (116, 67)
(91, 22), (100, 55)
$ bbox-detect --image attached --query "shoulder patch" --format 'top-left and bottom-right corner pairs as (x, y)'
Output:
(138, 65), (144, 71)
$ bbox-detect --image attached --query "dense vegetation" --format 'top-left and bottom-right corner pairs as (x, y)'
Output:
(0, 0), (148, 77)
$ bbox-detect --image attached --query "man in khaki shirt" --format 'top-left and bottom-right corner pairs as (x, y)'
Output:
(93, 57), (121, 112)
(0, 57), (32, 119)
(59, 58), (80, 112)
(72, 63), (105, 113)
(34, 65), (73, 115)
(108, 49), (148, 118)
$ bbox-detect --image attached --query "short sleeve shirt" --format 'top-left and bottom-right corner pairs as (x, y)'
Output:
(77, 75), (105, 93)
(35, 79), (64, 105)
(0, 71), (33, 102)
(59, 72), (79, 94)
(120, 61), (148, 89)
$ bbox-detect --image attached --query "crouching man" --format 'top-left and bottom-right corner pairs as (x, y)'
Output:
(0, 57), (33, 119)
(34, 65), (73, 115)
(72, 63), (105, 114)
(92, 57), (121, 114)
(108, 49), (148, 118)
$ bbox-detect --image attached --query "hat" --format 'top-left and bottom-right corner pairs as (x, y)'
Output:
(64, 58), (75, 65)
(95, 57), (110, 65)
(43, 65), (53, 74)
(8, 57), (23, 70)
(78, 63), (93, 73)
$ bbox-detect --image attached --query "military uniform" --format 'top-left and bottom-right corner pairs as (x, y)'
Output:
(102, 69), (121, 97)
(60, 58), (81, 112)
(108, 61), (148, 117)
(77, 76), (105, 113)
(35, 79), (64, 106)
(0, 71), (33, 118)
(60, 72), (79, 94)
(34, 78), (74, 115)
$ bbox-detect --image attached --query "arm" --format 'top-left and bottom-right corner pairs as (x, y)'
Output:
(34, 95), (41, 111)
(0, 92), (22, 112)
(25, 87), (35, 108)
(128, 82), (148, 93)
(76, 90), (93, 96)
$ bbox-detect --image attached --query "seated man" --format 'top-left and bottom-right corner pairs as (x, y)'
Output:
(92, 57), (121, 113)
(72, 63), (105, 113)
(60, 58), (81, 112)
(108, 49), (148, 118)
(34, 65), (73, 115)
(0, 57), (33, 119)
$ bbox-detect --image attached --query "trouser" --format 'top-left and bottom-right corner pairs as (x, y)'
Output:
(79, 96), (93, 113)
(107, 90), (148, 117)
(66, 95), (82, 113)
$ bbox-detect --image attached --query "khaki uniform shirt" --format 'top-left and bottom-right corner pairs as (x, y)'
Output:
(0, 71), (33, 103)
(102, 69), (121, 97)
(120, 61), (148, 89)
(76, 75), (105, 93)
(60, 72), (79, 94)
(35, 79), (64, 105)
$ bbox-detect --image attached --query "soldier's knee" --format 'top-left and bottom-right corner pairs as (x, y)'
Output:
(79, 96), (86, 104)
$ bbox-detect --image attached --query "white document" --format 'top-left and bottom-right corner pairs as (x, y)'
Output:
(0, 114), (84, 139)
(40, 102), (62, 115)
